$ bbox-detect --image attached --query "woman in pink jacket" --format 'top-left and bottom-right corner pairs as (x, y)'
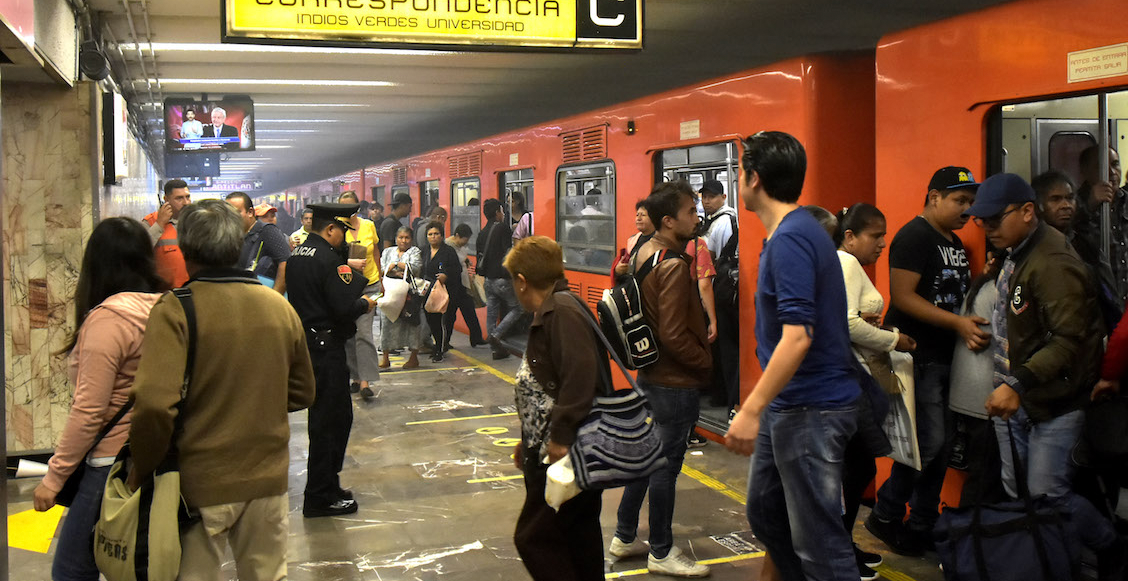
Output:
(33, 217), (165, 581)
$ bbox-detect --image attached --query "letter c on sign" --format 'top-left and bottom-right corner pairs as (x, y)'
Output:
(590, 0), (624, 26)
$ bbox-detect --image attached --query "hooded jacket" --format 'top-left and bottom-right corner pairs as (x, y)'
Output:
(42, 292), (161, 493)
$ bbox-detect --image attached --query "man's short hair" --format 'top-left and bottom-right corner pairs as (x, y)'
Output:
(1032, 170), (1074, 206)
(370, 201), (384, 212)
(1080, 144), (1100, 171)
(741, 131), (807, 203)
(225, 191), (254, 213)
(339, 191), (359, 203)
(645, 180), (696, 226)
(483, 198), (502, 219)
(179, 199), (244, 268)
(504, 236), (565, 289)
(164, 179), (188, 197)
(301, 207), (314, 217)
(454, 223), (473, 239)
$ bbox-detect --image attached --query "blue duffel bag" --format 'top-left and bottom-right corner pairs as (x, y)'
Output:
(934, 423), (1081, 581)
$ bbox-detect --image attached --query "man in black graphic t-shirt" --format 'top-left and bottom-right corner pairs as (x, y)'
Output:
(866, 166), (991, 556)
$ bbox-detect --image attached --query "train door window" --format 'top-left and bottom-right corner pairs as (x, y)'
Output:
(420, 180), (440, 214)
(371, 185), (385, 207)
(656, 141), (740, 215)
(557, 162), (615, 273)
(501, 168), (534, 228)
(451, 178), (482, 254)
(391, 185), (410, 225)
(995, 92), (1128, 186)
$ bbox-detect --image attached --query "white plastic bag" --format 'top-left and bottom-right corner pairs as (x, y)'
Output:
(544, 455), (581, 511)
(377, 276), (409, 322)
(882, 351), (921, 470)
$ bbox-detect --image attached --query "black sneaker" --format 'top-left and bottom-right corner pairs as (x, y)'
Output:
(687, 433), (707, 448)
(857, 561), (879, 581)
(854, 543), (882, 568)
(864, 514), (924, 557)
(349, 382), (361, 394)
(337, 487), (354, 501)
(303, 498), (358, 518)
(359, 387), (375, 399)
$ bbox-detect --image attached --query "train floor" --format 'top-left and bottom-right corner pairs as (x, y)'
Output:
(7, 337), (946, 581)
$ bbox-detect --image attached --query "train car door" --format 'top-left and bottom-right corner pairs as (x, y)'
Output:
(655, 141), (741, 434)
(501, 168), (534, 235)
(421, 179), (441, 214)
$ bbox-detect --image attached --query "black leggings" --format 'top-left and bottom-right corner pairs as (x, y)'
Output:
(426, 285), (466, 351)
(842, 432), (877, 533)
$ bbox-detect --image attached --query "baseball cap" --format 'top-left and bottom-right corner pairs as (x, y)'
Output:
(964, 173), (1035, 218)
(928, 166), (980, 192)
(253, 203), (277, 217)
(391, 192), (412, 208)
(699, 179), (725, 197)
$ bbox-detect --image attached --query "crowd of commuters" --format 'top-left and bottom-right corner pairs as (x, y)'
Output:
(31, 131), (1128, 581)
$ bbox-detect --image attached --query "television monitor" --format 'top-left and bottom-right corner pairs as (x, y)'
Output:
(165, 97), (255, 152)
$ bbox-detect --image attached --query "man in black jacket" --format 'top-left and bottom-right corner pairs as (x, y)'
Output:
(476, 198), (521, 359)
(288, 203), (376, 517)
(968, 173), (1126, 580)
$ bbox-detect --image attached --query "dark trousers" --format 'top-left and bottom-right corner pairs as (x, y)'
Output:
(957, 414), (1006, 506)
(449, 287), (484, 346)
(305, 345), (353, 506)
(714, 301), (740, 408)
(842, 432), (877, 534)
(514, 459), (604, 581)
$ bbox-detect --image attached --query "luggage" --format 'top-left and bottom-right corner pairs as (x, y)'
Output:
(934, 423), (1081, 581)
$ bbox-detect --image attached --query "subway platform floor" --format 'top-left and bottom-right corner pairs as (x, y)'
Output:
(8, 342), (945, 580)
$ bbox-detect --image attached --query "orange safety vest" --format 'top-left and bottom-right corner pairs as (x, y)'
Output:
(143, 212), (189, 288)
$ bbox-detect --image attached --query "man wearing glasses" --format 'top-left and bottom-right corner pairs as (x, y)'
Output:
(967, 173), (1126, 578)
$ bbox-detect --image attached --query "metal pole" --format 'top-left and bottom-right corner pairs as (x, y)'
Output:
(1099, 94), (1112, 264)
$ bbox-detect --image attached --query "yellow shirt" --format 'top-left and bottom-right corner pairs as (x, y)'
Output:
(346, 218), (380, 285)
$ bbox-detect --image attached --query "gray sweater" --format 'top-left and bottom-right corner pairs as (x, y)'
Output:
(948, 282), (997, 420)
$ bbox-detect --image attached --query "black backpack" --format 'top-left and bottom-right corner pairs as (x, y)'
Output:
(710, 214), (739, 309)
(596, 248), (682, 370)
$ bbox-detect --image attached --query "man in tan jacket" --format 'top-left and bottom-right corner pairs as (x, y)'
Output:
(129, 199), (316, 581)
(610, 180), (713, 578)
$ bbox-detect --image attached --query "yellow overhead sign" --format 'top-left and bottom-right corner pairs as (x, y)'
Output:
(224, 0), (642, 50)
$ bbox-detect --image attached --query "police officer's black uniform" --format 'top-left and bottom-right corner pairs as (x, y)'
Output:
(287, 203), (370, 517)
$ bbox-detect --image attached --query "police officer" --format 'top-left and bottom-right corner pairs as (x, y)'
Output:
(287, 203), (376, 517)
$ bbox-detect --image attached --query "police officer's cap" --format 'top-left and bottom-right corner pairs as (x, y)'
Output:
(309, 203), (359, 230)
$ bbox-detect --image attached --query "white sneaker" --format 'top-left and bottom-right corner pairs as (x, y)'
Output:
(647, 546), (710, 577)
(608, 536), (649, 558)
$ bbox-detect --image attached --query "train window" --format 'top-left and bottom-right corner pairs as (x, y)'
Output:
(557, 162), (616, 273)
(420, 179), (440, 213)
(451, 178), (482, 254)
(657, 141), (740, 215)
(371, 185), (385, 206)
(501, 168), (534, 228)
(995, 92), (1128, 185)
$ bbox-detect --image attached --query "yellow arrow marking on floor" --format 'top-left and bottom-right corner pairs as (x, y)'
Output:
(9, 505), (64, 553)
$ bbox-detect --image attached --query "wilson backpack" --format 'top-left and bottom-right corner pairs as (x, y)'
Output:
(596, 249), (682, 370)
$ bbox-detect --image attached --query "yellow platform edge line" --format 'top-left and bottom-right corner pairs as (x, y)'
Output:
(406, 411), (517, 426)
(381, 366), (474, 375)
(449, 348), (517, 385)
(466, 474), (525, 484)
(681, 464), (748, 505)
(606, 551), (765, 578)
(874, 565), (919, 581)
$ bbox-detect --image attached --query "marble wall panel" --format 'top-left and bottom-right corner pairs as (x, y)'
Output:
(4, 81), (96, 453)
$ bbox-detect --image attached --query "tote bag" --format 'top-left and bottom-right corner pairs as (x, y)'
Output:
(880, 350), (921, 470)
(425, 279), (449, 314)
(377, 276), (409, 322)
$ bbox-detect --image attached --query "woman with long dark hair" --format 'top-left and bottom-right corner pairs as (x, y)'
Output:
(422, 221), (463, 363)
(33, 217), (165, 581)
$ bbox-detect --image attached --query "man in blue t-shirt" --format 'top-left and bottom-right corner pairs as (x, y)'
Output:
(724, 131), (861, 580)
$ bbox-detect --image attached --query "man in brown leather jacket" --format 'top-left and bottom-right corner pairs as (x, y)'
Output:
(610, 180), (713, 578)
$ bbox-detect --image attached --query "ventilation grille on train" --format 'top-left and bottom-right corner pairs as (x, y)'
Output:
(560, 125), (608, 164)
(448, 152), (483, 178)
(392, 166), (408, 184)
(568, 281), (582, 295)
(585, 286), (605, 309)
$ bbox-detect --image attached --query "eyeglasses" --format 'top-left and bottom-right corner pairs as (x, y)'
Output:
(973, 206), (1019, 229)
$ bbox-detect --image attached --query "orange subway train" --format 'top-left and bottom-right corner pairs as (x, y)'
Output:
(270, 0), (1128, 453)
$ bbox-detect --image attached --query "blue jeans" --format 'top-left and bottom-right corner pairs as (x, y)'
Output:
(614, 381), (700, 559)
(746, 404), (859, 581)
(485, 278), (522, 340)
(53, 464), (111, 581)
(993, 407), (1115, 551)
(873, 361), (952, 531)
